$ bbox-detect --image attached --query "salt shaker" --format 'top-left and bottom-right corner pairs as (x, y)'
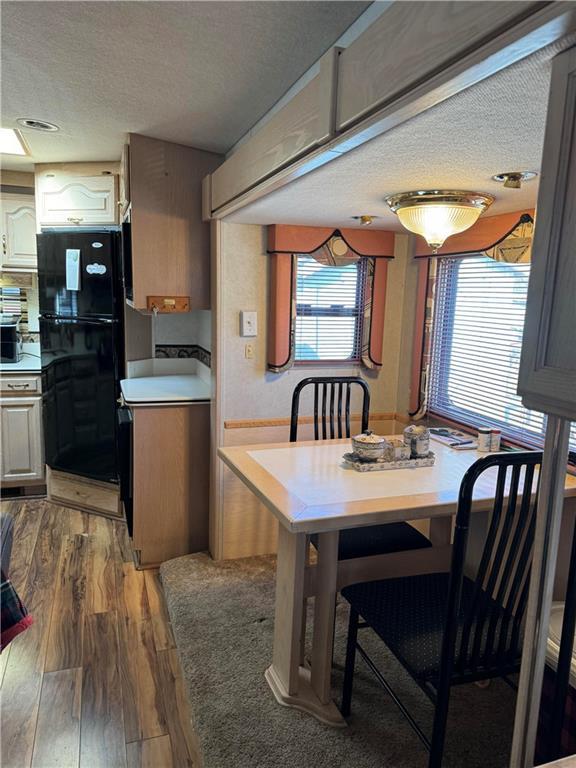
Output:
(477, 427), (491, 452)
(490, 429), (502, 451)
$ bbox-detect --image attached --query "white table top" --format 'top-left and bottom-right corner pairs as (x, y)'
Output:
(218, 438), (576, 534)
(120, 374), (210, 404)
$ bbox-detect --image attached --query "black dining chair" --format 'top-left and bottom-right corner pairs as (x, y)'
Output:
(340, 450), (542, 768)
(290, 376), (432, 560)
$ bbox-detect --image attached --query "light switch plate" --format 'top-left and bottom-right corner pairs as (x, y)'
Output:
(240, 310), (257, 337)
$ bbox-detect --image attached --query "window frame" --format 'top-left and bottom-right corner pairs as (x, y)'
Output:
(427, 253), (576, 458)
(293, 254), (368, 366)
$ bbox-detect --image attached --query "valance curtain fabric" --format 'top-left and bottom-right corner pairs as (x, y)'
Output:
(267, 225), (395, 372)
(410, 211), (535, 416)
(483, 215), (534, 264)
(414, 210), (535, 259)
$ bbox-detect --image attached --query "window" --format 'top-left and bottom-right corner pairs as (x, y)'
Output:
(428, 254), (576, 453)
(294, 255), (366, 362)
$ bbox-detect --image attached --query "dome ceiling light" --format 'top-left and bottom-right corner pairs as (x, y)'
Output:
(491, 171), (538, 189)
(385, 190), (494, 253)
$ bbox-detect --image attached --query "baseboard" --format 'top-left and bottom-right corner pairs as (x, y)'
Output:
(47, 467), (122, 518)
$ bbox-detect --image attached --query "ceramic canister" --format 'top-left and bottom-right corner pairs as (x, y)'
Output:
(403, 425), (430, 458)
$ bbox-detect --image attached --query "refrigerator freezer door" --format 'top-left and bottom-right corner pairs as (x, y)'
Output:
(40, 316), (119, 483)
(38, 231), (118, 318)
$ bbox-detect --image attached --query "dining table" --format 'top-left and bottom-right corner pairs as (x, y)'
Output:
(218, 436), (576, 728)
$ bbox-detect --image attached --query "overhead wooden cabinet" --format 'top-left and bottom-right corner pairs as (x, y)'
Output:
(518, 45), (576, 421)
(336, 1), (538, 129)
(1, 194), (37, 269)
(210, 49), (338, 212)
(36, 164), (118, 229)
(127, 134), (221, 311)
(131, 402), (210, 567)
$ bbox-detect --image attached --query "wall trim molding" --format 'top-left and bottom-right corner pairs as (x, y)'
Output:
(224, 411), (397, 430)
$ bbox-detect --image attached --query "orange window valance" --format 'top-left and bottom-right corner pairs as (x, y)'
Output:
(267, 225), (396, 372)
(414, 209), (535, 258)
(268, 224), (396, 257)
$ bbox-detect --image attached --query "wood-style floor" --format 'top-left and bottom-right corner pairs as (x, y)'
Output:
(0, 498), (201, 768)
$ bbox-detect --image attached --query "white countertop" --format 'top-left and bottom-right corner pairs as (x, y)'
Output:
(121, 357), (211, 404)
(121, 374), (210, 403)
(0, 342), (41, 373)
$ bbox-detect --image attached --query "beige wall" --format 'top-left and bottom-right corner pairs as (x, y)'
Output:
(213, 221), (421, 559)
(219, 222), (411, 423)
(395, 234), (420, 420)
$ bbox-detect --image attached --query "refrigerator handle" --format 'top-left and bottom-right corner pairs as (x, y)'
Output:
(41, 316), (116, 325)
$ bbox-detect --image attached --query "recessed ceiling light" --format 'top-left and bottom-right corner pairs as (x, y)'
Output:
(17, 118), (59, 132)
(351, 215), (380, 226)
(0, 128), (29, 155)
(492, 171), (538, 189)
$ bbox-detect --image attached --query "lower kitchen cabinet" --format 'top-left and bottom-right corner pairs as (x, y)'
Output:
(131, 401), (209, 567)
(1, 389), (44, 485)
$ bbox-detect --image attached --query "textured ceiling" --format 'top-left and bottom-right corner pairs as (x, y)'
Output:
(1, 0), (369, 171)
(228, 46), (555, 229)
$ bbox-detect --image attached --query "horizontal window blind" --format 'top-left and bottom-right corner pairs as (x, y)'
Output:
(295, 256), (364, 362)
(428, 255), (576, 453)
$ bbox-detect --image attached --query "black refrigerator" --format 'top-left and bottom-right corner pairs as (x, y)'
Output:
(37, 231), (124, 484)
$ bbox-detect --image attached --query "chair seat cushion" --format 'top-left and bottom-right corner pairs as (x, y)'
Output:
(311, 522), (431, 561)
(342, 573), (520, 683)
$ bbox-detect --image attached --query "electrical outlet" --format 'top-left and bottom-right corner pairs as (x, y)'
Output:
(244, 343), (254, 359)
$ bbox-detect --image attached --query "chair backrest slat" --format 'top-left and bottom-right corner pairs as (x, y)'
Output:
(490, 464), (537, 660)
(321, 383), (327, 439)
(337, 383), (343, 439)
(345, 384), (351, 437)
(445, 452), (542, 682)
(289, 376), (370, 443)
(329, 383), (336, 439)
(458, 464), (507, 667)
(471, 464), (522, 668)
(313, 383), (319, 441)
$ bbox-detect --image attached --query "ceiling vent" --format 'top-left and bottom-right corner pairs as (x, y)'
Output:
(16, 118), (59, 132)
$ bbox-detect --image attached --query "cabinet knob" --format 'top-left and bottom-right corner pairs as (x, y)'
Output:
(7, 383), (29, 389)
(67, 217), (84, 225)
(1, 234), (6, 255)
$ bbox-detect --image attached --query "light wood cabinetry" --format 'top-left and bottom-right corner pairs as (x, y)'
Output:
(118, 143), (130, 218)
(127, 134), (221, 311)
(210, 49), (338, 212)
(35, 162), (119, 230)
(1, 374), (44, 485)
(131, 402), (210, 567)
(518, 46), (576, 421)
(1, 194), (37, 269)
(336, 1), (536, 129)
(206, 4), (573, 219)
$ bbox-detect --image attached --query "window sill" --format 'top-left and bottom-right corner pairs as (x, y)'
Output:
(293, 359), (362, 367)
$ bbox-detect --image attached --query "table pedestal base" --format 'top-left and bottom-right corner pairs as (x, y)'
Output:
(265, 664), (347, 728)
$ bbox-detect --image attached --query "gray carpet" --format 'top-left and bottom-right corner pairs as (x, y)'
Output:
(160, 553), (516, 768)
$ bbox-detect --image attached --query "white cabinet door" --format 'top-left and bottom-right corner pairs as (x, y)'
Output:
(1, 396), (44, 484)
(518, 46), (576, 421)
(1, 195), (37, 269)
(37, 174), (118, 227)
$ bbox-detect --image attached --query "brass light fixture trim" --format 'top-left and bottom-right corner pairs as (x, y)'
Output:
(351, 215), (379, 226)
(491, 171), (538, 189)
(385, 190), (495, 253)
